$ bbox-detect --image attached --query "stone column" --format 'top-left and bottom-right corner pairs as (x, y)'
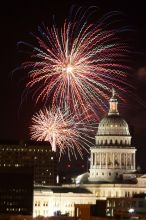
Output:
(124, 153), (126, 169)
(95, 153), (97, 167)
(96, 153), (98, 166)
(113, 153), (114, 168)
(106, 153), (108, 168)
(125, 153), (127, 169)
(102, 153), (106, 168)
(127, 153), (129, 168)
(100, 152), (102, 168)
(132, 153), (134, 169)
(93, 153), (95, 166)
(98, 153), (100, 166)
(130, 154), (133, 169)
(95, 153), (96, 166)
(118, 153), (120, 168)
(133, 153), (134, 169)
(120, 153), (121, 168)
(134, 153), (136, 170)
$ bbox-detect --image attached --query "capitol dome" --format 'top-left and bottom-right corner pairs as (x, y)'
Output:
(95, 89), (131, 147)
(97, 115), (130, 136)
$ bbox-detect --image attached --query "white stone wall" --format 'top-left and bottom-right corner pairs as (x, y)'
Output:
(96, 135), (131, 145)
(33, 179), (146, 217)
(83, 182), (146, 198)
(89, 148), (136, 182)
(33, 189), (97, 217)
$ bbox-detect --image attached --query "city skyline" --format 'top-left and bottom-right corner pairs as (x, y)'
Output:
(0, 0), (146, 170)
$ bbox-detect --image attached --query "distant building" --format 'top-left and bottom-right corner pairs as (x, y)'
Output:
(75, 200), (107, 220)
(0, 167), (33, 216)
(107, 193), (146, 217)
(33, 175), (146, 217)
(33, 186), (97, 217)
(0, 142), (57, 186)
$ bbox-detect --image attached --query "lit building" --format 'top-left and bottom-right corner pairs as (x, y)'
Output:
(33, 186), (97, 217)
(0, 142), (57, 186)
(89, 88), (136, 182)
(0, 167), (33, 215)
(32, 89), (146, 217)
(106, 193), (146, 217)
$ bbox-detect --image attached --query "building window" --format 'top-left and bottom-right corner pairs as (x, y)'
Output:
(132, 201), (136, 207)
(109, 173), (111, 176)
(102, 173), (104, 175)
(139, 201), (144, 208)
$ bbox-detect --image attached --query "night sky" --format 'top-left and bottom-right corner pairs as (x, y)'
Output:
(1, 0), (146, 172)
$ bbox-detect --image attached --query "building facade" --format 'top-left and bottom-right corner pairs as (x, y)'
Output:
(33, 175), (146, 217)
(0, 167), (33, 215)
(107, 194), (146, 217)
(33, 186), (97, 217)
(0, 142), (57, 185)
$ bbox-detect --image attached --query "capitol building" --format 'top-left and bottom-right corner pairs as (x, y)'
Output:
(89, 88), (136, 183)
(33, 90), (146, 217)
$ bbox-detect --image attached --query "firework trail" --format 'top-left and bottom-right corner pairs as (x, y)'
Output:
(30, 106), (95, 159)
(17, 8), (133, 118)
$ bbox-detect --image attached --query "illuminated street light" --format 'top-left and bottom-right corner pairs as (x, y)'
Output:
(128, 208), (134, 213)
(129, 208), (135, 220)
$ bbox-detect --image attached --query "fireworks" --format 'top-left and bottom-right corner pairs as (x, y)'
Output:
(16, 7), (134, 158)
(30, 107), (95, 159)
(18, 8), (133, 117)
